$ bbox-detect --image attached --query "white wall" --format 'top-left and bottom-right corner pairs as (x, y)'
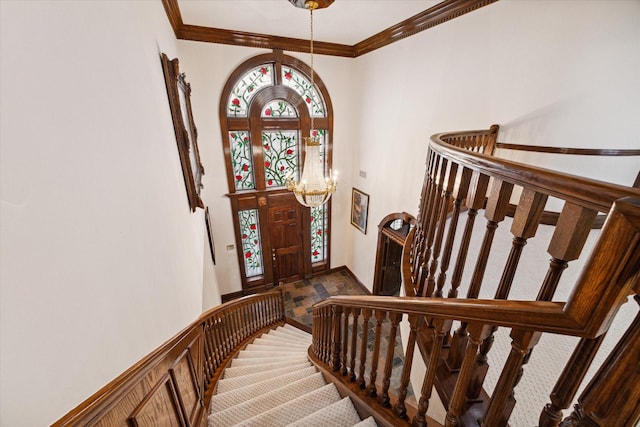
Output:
(0, 1), (206, 425)
(177, 41), (357, 297)
(346, 0), (640, 289)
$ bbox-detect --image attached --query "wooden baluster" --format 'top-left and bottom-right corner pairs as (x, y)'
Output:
(468, 178), (514, 299)
(481, 329), (542, 427)
(446, 173), (490, 371)
(428, 162), (458, 297)
(367, 310), (386, 397)
(454, 179), (513, 390)
(435, 167), (473, 298)
(380, 312), (402, 407)
(560, 296), (640, 427)
(350, 308), (361, 382)
(413, 319), (451, 427)
(312, 308), (319, 356)
(445, 323), (491, 427)
(468, 189), (547, 399)
(357, 309), (372, 389)
(212, 318), (223, 368)
(322, 306), (331, 363)
(331, 305), (343, 371)
(341, 307), (351, 376)
(394, 315), (424, 418)
(418, 157), (448, 296)
(412, 151), (437, 285)
(538, 202), (598, 301)
(539, 335), (606, 427)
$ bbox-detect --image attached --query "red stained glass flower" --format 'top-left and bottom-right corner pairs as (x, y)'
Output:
(305, 97), (311, 104)
(265, 161), (271, 168)
(242, 234), (247, 239)
(250, 224), (257, 230)
(232, 98), (240, 106)
(264, 144), (270, 150)
(312, 250), (319, 256)
(245, 251), (252, 258)
(260, 67), (268, 75)
(242, 164), (249, 171)
(279, 166), (285, 171)
(268, 179), (273, 185)
(244, 137), (249, 142)
(230, 133), (236, 139)
(317, 230), (322, 235)
(286, 149), (293, 155)
(284, 72), (292, 80)
(235, 175), (242, 181)
(265, 108), (272, 116)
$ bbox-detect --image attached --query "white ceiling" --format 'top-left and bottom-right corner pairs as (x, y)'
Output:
(178, 0), (439, 45)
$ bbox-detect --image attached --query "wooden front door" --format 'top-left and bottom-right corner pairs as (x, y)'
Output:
(268, 194), (306, 285)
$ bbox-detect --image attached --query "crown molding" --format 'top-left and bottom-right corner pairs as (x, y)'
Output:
(162, 0), (498, 58)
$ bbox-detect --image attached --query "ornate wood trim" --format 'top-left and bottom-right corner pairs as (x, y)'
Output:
(161, 0), (498, 58)
(353, 0), (498, 57)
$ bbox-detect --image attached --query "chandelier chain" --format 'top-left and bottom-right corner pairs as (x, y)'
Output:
(309, 7), (314, 133)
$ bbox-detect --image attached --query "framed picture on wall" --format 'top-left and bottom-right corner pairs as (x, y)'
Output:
(205, 206), (216, 265)
(160, 52), (205, 212)
(351, 188), (369, 234)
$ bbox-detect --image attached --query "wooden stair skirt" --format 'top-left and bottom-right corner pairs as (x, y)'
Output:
(53, 126), (640, 427)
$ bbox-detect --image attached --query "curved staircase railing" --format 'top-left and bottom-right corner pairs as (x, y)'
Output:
(53, 290), (285, 426)
(311, 127), (640, 427)
(55, 126), (639, 427)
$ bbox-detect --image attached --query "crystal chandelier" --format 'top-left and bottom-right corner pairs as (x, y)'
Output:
(286, 0), (337, 208)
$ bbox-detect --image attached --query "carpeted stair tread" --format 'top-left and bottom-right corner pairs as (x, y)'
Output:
(229, 355), (308, 367)
(245, 340), (309, 351)
(352, 416), (379, 426)
(251, 335), (310, 348)
(217, 364), (315, 393)
(212, 367), (320, 412)
(235, 349), (307, 359)
(267, 329), (312, 343)
(232, 383), (342, 427)
(285, 397), (362, 427)
(208, 373), (327, 427)
(244, 343), (308, 353)
(279, 324), (312, 338)
(223, 361), (312, 378)
(271, 327), (312, 341)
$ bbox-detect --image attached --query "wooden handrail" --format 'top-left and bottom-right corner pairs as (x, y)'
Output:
(312, 126), (640, 427)
(432, 131), (640, 213)
(54, 289), (285, 426)
(495, 142), (640, 156)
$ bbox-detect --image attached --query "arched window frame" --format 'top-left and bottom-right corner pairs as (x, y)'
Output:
(219, 49), (334, 291)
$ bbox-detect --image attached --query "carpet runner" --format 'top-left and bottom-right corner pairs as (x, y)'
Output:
(209, 324), (378, 427)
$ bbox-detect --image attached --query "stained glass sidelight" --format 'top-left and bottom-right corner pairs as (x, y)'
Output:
(263, 130), (298, 188)
(239, 209), (263, 277)
(310, 204), (327, 263)
(230, 131), (254, 190)
(262, 100), (297, 118)
(281, 68), (325, 117)
(228, 65), (274, 117)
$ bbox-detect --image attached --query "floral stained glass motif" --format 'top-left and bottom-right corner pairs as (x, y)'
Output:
(310, 204), (327, 263)
(281, 68), (325, 117)
(228, 65), (274, 117)
(262, 100), (297, 118)
(239, 209), (263, 277)
(263, 131), (298, 188)
(230, 131), (254, 190)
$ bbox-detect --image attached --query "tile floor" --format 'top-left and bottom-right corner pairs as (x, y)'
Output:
(281, 270), (415, 402)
